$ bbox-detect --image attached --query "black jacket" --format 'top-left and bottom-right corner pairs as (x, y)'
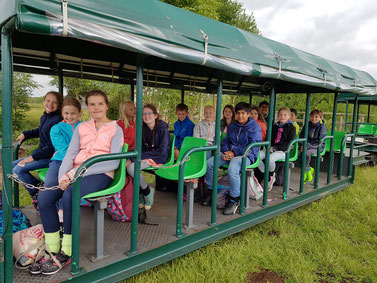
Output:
(271, 122), (296, 152)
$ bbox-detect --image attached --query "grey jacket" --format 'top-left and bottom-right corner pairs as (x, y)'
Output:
(193, 120), (216, 145)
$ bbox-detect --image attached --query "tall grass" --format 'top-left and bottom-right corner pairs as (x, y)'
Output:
(126, 166), (377, 283)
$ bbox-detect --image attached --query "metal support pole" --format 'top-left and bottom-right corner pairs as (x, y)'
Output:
(58, 70), (64, 94)
(249, 92), (253, 105)
(130, 80), (135, 102)
(210, 78), (223, 225)
(181, 87), (185, 104)
(367, 104), (371, 123)
(345, 101), (349, 132)
(327, 92), (338, 184)
(262, 86), (275, 207)
(299, 93), (311, 195)
(13, 142), (20, 208)
(129, 54), (144, 254)
(1, 23), (14, 283)
(349, 96), (358, 180)
(356, 101), (360, 133)
(272, 92), (277, 124)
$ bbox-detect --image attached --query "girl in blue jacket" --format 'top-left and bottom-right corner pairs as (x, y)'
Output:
(44, 98), (82, 190)
(13, 91), (63, 202)
(127, 104), (170, 210)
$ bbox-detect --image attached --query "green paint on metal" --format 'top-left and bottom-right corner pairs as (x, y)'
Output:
(63, 178), (352, 283)
(328, 93), (338, 185)
(300, 93), (311, 194)
(12, 141), (21, 208)
(1, 21), (15, 283)
(262, 86), (275, 207)
(211, 79), (223, 225)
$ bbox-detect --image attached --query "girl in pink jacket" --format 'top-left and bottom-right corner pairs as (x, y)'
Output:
(34, 90), (123, 276)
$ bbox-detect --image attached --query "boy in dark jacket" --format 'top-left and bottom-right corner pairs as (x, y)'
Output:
(173, 103), (195, 160)
(203, 102), (262, 215)
(299, 109), (327, 183)
(258, 107), (296, 190)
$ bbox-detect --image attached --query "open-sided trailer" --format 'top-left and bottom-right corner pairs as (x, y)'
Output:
(1, 1), (377, 282)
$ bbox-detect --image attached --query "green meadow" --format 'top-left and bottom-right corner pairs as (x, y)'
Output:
(126, 166), (377, 283)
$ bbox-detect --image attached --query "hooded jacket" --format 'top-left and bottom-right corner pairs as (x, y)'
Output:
(300, 121), (327, 150)
(50, 120), (81, 161)
(193, 120), (216, 145)
(271, 121), (296, 152)
(173, 116), (195, 149)
(23, 110), (62, 160)
(221, 118), (262, 163)
(142, 120), (170, 164)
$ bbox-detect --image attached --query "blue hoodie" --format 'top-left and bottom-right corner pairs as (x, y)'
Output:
(174, 116), (195, 149)
(300, 121), (327, 151)
(50, 120), (82, 161)
(221, 118), (262, 163)
(23, 110), (62, 160)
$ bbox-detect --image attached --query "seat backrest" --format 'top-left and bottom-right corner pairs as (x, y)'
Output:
(326, 131), (346, 152)
(177, 137), (207, 176)
(289, 141), (299, 161)
(358, 124), (374, 135)
(83, 143), (128, 198)
(165, 134), (176, 166)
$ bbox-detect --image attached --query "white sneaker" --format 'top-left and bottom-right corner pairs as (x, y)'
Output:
(268, 173), (276, 191)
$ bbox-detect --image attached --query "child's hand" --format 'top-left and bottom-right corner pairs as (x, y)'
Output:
(299, 146), (303, 152)
(270, 147), (275, 153)
(59, 179), (70, 191)
(16, 133), (25, 144)
(126, 160), (132, 167)
(223, 151), (234, 160)
(18, 156), (34, 166)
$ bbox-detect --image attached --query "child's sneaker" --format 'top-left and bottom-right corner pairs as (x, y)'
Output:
(143, 187), (155, 210)
(268, 173), (276, 191)
(28, 253), (51, 275)
(223, 200), (240, 215)
(306, 167), (314, 183)
(139, 192), (145, 209)
(40, 251), (71, 275)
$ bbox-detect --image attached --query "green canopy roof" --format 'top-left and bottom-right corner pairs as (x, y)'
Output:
(1, 0), (376, 95)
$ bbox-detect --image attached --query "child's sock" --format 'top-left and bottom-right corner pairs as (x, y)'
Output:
(61, 234), (72, 256)
(45, 231), (60, 254)
(141, 186), (150, 196)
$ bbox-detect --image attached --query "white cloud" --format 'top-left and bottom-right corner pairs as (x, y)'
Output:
(240, 0), (377, 79)
(31, 74), (57, 97)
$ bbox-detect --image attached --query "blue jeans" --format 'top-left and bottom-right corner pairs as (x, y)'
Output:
(45, 160), (62, 188)
(205, 154), (251, 198)
(38, 174), (112, 234)
(12, 156), (50, 196)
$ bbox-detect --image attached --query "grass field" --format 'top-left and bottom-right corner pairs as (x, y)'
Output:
(125, 166), (377, 283)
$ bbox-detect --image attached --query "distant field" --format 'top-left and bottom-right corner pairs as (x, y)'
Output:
(25, 102), (45, 126)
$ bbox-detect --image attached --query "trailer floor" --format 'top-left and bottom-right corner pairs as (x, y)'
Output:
(14, 168), (342, 282)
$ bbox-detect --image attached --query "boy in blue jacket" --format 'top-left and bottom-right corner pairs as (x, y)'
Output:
(173, 103), (195, 160)
(299, 109), (327, 183)
(203, 102), (262, 215)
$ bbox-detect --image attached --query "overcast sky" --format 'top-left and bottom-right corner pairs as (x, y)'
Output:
(32, 0), (377, 96)
(240, 0), (377, 79)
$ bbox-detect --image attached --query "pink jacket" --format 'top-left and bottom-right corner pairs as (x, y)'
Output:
(59, 119), (123, 183)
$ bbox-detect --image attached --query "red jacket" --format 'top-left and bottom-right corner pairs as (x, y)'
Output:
(117, 119), (136, 150)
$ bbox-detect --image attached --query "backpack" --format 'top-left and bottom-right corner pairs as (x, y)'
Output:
(0, 209), (31, 235)
(107, 175), (134, 222)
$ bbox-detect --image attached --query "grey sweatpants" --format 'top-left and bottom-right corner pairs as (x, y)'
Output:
(126, 160), (150, 189)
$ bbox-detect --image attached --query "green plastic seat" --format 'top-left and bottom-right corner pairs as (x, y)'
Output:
(34, 167), (49, 182)
(155, 137), (207, 180)
(325, 131), (346, 152)
(83, 143), (128, 199)
(277, 141), (299, 162)
(143, 134), (175, 171)
(358, 124), (375, 135)
(220, 132), (227, 144)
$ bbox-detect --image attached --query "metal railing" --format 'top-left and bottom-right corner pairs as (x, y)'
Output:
(338, 133), (354, 180)
(314, 136), (333, 189)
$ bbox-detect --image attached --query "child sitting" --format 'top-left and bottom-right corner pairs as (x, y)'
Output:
(250, 106), (267, 141)
(193, 105), (216, 159)
(117, 101), (136, 151)
(290, 108), (300, 135)
(173, 103), (195, 160)
(13, 91), (63, 208)
(299, 109), (327, 183)
(220, 105), (235, 133)
(126, 104), (170, 210)
(257, 107), (296, 191)
(34, 90), (123, 276)
(203, 102), (262, 215)
(259, 100), (269, 120)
